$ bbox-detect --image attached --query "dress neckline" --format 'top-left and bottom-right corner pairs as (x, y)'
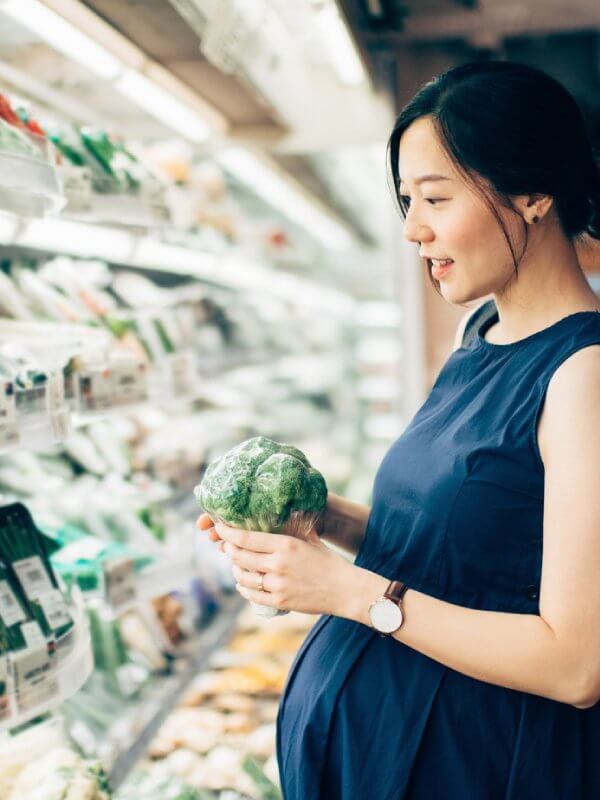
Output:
(476, 302), (600, 350)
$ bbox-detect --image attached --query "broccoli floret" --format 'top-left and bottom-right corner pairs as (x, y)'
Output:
(195, 436), (327, 533)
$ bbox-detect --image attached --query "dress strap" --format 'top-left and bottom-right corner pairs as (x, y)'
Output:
(462, 300), (497, 348)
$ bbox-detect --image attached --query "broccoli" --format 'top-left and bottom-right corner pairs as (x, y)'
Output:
(195, 436), (327, 534)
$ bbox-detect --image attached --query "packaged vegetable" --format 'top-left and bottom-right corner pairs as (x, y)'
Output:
(0, 558), (38, 653)
(0, 503), (73, 639)
(194, 436), (327, 617)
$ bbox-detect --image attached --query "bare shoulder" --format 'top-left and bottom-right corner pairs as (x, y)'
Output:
(537, 344), (600, 467)
(452, 300), (489, 352)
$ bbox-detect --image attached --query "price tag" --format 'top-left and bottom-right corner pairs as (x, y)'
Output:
(38, 589), (72, 631)
(169, 352), (194, 394)
(20, 620), (47, 649)
(60, 164), (93, 211)
(110, 362), (148, 406)
(78, 370), (113, 412)
(46, 372), (65, 412)
(13, 556), (54, 598)
(11, 642), (56, 713)
(0, 655), (12, 721)
(15, 384), (47, 416)
(0, 580), (27, 627)
(103, 557), (137, 610)
(0, 382), (18, 448)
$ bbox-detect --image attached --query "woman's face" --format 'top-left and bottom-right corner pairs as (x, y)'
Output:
(398, 116), (523, 303)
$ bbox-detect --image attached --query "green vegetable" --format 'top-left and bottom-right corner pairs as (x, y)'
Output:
(0, 559), (33, 653)
(48, 131), (87, 166)
(195, 436), (327, 533)
(78, 127), (140, 192)
(0, 503), (73, 639)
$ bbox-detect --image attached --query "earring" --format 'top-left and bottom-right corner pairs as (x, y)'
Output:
(531, 215), (540, 224)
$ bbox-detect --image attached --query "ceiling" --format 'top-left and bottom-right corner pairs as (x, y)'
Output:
(339, 0), (600, 138)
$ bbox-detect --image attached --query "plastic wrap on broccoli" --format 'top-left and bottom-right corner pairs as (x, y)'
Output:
(195, 436), (327, 535)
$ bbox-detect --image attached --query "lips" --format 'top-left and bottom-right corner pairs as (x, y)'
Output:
(430, 259), (454, 280)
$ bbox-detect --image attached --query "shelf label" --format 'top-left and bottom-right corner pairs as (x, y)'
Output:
(0, 580), (27, 627)
(110, 363), (148, 406)
(0, 382), (18, 448)
(104, 557), (136, 610)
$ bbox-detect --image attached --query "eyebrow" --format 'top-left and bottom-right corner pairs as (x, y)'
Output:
(399, 174), (452, 188)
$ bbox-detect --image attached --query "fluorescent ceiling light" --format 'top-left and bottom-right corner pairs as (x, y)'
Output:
(115, 70), (211, 143)
(132, 238), (218, 278)
(0, 0), (212, 143)
(17, 219), (135, 261)
(1, 0), (122, 80)
(316, 3), (366, 87)
(216, 148), (355, 252)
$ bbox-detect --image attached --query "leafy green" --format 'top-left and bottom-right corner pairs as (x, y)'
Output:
(195, 436), (327, 533)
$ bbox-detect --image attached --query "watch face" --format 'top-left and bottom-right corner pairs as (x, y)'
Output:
(369, 599), (403, 634)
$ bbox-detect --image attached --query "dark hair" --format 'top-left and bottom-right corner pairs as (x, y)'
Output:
(387, 60), (600, 293)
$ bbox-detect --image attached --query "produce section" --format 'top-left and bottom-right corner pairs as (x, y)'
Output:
(0, 16), (374, 794)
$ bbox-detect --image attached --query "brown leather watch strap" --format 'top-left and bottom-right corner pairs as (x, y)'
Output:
(384, 580), (408, 603)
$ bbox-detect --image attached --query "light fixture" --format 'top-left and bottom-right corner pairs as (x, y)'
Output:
(115, 69), (211, 143)
(0, 0), (213, 143)
(315, 2), (366, 87)
(1, 0), (122, 81)
(131, 238), (218, 278)
(215, 148), (355, 252)
(17, 219), (135, 261)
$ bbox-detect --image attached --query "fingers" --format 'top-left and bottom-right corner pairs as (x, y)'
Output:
(222, 541), (274, 572)
(196, 513), (222, 543)
(196, 513), (215, 530)
(215, 523), (279, 553)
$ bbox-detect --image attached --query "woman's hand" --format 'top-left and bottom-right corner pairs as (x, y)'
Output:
(211, 522), (359, 617)
(196, 512), (224, 548)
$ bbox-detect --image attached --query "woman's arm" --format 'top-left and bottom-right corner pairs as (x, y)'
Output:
(318, 493), (371, 558)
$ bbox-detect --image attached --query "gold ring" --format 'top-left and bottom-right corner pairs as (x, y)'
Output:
(257, 572), (265, 592)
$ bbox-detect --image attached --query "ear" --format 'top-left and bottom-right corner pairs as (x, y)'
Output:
(512, 193), (554, 224)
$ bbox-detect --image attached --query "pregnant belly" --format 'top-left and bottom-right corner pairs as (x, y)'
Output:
(276, 616), (525, 800)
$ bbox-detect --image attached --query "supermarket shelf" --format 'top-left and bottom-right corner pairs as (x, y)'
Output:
(0, 140), (65, 218)
(107, 591), (245, 789)
(0, 217), (354, 314)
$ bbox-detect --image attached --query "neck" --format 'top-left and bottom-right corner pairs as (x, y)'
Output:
(490, 224), (599, 342)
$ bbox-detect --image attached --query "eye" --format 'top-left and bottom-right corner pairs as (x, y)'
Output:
(426, 198), (446, 205)
(399, 194), (411, 207)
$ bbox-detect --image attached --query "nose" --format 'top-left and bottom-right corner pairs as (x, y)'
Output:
(403, 207), (433, 245)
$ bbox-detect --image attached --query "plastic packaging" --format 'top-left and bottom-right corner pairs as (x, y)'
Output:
(194, 437), (327, 618)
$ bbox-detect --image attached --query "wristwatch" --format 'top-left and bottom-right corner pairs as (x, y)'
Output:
(368, 580), (408, 636)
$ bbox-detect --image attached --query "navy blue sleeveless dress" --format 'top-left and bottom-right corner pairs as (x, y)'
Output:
(276, 299), (600, 800)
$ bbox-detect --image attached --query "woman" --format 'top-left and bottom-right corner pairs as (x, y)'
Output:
(198, 61), (600, 799)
